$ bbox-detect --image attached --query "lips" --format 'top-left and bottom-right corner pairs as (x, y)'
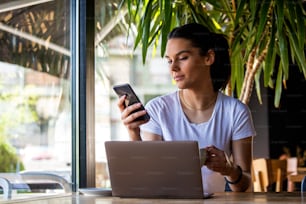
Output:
(174, 75), (184, 82)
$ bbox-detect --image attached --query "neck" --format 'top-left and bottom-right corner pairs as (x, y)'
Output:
(180, 90), (217, 111)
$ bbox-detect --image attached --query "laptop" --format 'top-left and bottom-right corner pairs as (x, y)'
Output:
(105, 140), (206, 199)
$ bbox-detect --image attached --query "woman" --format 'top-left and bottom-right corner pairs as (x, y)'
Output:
(117, 23), (256, 193)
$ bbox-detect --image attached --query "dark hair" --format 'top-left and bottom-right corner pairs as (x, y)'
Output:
(167, 23), (231, 91)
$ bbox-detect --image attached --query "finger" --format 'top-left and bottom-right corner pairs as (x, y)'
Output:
(117, 95), (127, 111)
(125, 109), (148, 123)
(123, 110), (149, 130)
(206, 145), (220, 154)
(124, 119), (147, 129)
(206, 147), (220, 160)
(121, 103), (143, 119)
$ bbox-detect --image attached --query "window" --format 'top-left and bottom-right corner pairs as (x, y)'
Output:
(0, 0), (71, 199)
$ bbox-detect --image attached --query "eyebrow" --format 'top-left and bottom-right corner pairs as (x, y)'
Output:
(165, 50), (192, 59)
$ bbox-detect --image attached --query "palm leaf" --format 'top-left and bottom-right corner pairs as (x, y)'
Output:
(255, 68), (263, 104)
(274, 63), (283, 108)
(294, 3), (305, 52)
(251, 0), (271, 50)
(160, 0), (172, 57)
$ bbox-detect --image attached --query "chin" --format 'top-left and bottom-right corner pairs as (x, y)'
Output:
(176, 81), (188, 89)
(175, 83), (184, 89)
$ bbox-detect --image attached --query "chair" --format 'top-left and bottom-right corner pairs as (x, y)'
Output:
(0, 171), (71, 200)
(0, 177), (12, 200)
(252, 158), (287, 192)
(286, 157), (298, 192)
(20, 171), (72, 193)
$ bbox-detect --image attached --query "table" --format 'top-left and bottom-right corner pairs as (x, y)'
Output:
(1, 192), (305, 204)
(287, 167), (306, 192)
(288, 173), (306, 183)
(298, 167), (306, 173)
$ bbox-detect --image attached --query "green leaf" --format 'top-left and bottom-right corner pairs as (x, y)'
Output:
(249, 0), (261, 30)
(294, 2), (305, 52)
(255, 0), (271, 44)
(264, 16), (276, 86)
(276, 0), (284, 31)
(274, 63), (283, 108)
(219, 0), (234, 23)
(255, 68), (263, 104)
(148, 22), (161, 46)
(204, 0), (222, 10)
(277, 28), (289, 80)
(286, 0), (297, 28)
(231, 21), (255, 58)
(160, 0), (172, 57)
(234, 0), (248, 26)
(186, 0), (218, 31)
(231, 52), (244, 97)
(141, 0), (153, 64)
(264, 50), (276, 88)
(185, 0), (200, 23)
(286, 29), (306, 77)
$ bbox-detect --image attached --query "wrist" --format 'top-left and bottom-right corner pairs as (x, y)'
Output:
(128, 129), (142, 141)
(224, 165), (243, 185)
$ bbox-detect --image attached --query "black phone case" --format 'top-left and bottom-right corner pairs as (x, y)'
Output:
(113, 83), (150, 121)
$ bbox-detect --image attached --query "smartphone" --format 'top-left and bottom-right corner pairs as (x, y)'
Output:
(113, 83), (150, 121)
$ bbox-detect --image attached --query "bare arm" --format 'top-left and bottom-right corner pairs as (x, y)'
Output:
(141, 131), (162, 141)
(226, 136), (253, 192)
(205, 136), (253, 192)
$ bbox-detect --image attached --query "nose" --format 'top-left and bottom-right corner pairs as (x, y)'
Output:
(169, 60), (180, 72)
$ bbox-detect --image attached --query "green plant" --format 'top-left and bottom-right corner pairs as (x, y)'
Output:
(0, 138), (24, 172)
(0, 86), (39, 172)
(120, 0), (306, 107)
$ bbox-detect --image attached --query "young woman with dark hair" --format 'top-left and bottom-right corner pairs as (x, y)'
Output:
(117, 23), (256, 193)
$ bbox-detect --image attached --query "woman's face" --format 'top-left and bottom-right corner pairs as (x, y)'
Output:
(165, 38), (210, 90)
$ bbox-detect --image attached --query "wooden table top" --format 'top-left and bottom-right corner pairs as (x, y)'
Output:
(288, 173), (306, 182)
(298, 167), (306, 173)
(1, 192), (306, 204)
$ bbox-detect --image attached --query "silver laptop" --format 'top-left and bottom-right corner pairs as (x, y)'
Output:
(105, 141), (205, 199)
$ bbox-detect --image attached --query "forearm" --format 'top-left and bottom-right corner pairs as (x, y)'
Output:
(128, 128), (142, 141)
(227, 137), (253, 192)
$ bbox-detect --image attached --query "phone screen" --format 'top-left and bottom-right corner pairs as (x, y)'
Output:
(113, 83), (150, 121)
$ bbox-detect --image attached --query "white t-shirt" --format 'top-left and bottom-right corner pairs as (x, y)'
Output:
(140, 91), (256, 193)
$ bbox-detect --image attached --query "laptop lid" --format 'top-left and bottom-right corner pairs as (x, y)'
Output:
(105, 141), (204, 199)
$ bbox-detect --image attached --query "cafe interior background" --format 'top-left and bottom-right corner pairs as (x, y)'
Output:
(0, 0), (305, 200)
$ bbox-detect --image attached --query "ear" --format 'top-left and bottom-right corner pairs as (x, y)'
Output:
(204, 49), (215, 66)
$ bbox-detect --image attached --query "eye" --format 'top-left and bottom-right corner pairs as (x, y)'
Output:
(179, 56), (188, 61)
(166, 59), (173, 65)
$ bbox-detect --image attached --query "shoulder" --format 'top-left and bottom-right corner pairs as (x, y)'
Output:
(218, 92), (249, 111)
(217, 93), (256, 139)
(216, 92), (252, 121)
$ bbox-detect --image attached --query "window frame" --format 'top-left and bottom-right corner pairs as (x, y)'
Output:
(71, 0), (96, 191)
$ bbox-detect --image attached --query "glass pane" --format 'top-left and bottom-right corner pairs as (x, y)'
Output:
(94, 1), (176, 188)
(0, 0), (71, 200)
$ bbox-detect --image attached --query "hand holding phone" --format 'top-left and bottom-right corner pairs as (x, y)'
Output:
(113, 83), (150, 121)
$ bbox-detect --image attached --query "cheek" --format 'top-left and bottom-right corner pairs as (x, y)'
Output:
(193, 58), (208, 73)
(183, 60), (203, 74)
